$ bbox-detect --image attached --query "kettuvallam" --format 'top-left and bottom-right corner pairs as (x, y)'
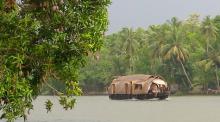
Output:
(107, 74), (170, 100)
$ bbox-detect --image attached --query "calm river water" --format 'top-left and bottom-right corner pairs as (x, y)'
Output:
(10, 96), (220, 122)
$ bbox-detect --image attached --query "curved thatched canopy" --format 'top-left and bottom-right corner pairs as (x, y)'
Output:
(112, 74), (164, 84)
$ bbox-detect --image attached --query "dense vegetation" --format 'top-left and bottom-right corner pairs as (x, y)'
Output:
(1, 0), (220, 121)
(79, 14), (220, 94)
(0, 0), (110, 121)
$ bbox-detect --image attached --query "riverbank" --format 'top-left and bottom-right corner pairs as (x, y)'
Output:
(81, 91), (220, 96)
(41, 90), (220, 96)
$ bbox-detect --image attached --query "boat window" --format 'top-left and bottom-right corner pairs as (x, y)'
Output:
(134, 84), (142, 90)
(112, 84), (116, 94)
(125, 83), (129, 93)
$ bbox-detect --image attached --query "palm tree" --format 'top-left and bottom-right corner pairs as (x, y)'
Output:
(201, 16), (218, 54)
(197, 50), (220, 89)
(161, 17), (193, 88)
(119, 28), (138, 74)
(147, 24), (168, 61)
(185, 14), (200, 32)
(106, 34), (126, 75)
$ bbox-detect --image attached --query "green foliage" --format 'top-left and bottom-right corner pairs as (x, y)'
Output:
(0, 0), (110, 121)
(59, 96), (76, 110)
(79, 14), (220, 94)
(45, 100), (53, 113)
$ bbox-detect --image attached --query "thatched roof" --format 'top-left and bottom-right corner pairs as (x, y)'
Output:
(112, 74), (155, 83)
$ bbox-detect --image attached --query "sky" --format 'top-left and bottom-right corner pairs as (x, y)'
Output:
(107, 0), (220, 34)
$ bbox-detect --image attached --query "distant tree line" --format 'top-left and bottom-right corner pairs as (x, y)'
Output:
(77, 14), (220, 94)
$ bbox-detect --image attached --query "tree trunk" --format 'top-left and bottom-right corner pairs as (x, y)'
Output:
(206, 38), (209, 55)
(206, 42), (209, 55)
(128, 57), (132, 74)
(215, 65), (219, 89)
(179, 60), (192, 88)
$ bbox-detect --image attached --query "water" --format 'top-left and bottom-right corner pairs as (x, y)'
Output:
(9, 96), (220, 122)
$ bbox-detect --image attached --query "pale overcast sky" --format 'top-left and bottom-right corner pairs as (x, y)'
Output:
(107, 0), (220, 34)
